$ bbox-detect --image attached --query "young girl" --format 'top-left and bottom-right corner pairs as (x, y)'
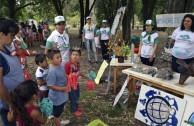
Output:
(46, 49), (70, 126)
(42, 23), (51, 46)
(26, 25), (33, 47)
(65, 47), (83, 117)
(11, 24), (37, 80)
(138, 19), (159, 66)
(7, 80), (47, 126)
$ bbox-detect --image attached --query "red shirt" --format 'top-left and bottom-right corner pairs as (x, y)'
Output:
(17, 106), (41, 126)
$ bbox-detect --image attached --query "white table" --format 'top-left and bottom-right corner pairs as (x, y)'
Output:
(122, 68), (194, 104)
(108, 58), (134, 94)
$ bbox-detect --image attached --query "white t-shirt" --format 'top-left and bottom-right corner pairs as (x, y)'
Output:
(83, 24), (96, 39)
(140, 31), (159, 58)
(35, 67), (49, 91)
(99, 27), (111, 40)
(46, 30), (70, 64)
(171, 27), (194, 59)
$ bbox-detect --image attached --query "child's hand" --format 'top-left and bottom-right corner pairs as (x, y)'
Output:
(7, 106), (15, 122)
(78, 76), (81, 80)
(62, 86), (70, 93)
(31, 51), (38, 56)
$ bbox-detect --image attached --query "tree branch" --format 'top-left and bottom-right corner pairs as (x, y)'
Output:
(88, 0), (96, 14)
(14, 2), (37, 13)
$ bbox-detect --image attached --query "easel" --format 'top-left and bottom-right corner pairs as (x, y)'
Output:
(106, 6), (126, 93)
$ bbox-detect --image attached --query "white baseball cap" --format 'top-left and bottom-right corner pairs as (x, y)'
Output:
(54, 16), (65, 24)
(86, 16), (91, 20)
(102, 20), (107, 23)
(145, 19), (155, 26)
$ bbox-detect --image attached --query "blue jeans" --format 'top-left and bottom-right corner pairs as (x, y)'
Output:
(0, 108), (16, 126)
(85, 39), (97, 62)
(69, 84), (80, 113)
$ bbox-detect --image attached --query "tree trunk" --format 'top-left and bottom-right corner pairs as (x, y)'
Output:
(79, 0), (84, 37)
(166, 0), (194, 13)
(122, 0), (127, 40)
(7, 0), (16, 19)
(51, 0), (63, 15)
(142, 0), (157, 31)
(85, 0), (90, 18)
(126, 0), (134, 41)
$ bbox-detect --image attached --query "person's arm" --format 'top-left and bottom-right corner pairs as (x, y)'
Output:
(44, 41), (52, 55)
(138, 42), (142, 57)
(48, 85), (69, 92)
(149, 35), (159, 62)
(46, 71), (69, 92)
(138, 34), (143, 57)
(65, 63), (70, 75)
(7, 108), (16, 122)
(0, 68), (12, 106)
(149, 43), (158, 62)
(30, 109), (47, 124)
(170, 39), (175, 48)
(36, 79), (46, 87)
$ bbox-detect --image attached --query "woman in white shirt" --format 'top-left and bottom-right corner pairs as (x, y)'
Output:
(138, 19), (159, 66)
(99, 20), (111, 60)
(170, 14), (194, 73)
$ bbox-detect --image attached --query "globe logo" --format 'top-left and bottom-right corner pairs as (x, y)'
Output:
(146, 96), (170, 124)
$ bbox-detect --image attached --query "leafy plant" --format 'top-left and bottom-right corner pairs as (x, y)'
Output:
(108, 39), (131, 57)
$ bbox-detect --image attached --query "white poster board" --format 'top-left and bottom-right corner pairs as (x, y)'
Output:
(156, 13), (194, 27)
(181, 94), (194, 126)
(135, 84), (186, 126)
(110, 7), (126, 35)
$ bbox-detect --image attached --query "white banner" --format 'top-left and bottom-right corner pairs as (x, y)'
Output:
(156, 13), (194, 27)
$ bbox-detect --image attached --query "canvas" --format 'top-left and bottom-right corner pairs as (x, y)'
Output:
(135, 84), (186, 126)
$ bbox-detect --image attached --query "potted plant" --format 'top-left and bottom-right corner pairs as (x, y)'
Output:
(108, 39), (131, 63)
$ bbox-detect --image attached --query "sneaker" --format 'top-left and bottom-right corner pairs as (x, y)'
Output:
(48, 115), (54, 120)
(60, 120), (70, 125)
(88, 60), (92, 63)
(77, 107), (84, 112)
(73, 110), (83, 117)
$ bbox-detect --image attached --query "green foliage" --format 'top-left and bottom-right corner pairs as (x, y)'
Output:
(108, 107), (123, 117)
(95, 0), (120, 27)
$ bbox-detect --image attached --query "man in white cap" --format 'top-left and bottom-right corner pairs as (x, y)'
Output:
(45, 15), (70, 68)
(99, 20), (111, 60)
(82, 16), (98, 64)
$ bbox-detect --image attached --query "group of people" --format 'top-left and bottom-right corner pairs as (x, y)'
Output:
(20, 20), (51, 47)
(82, 16), (111, 64)
(0, 15), (82, 126)
(138, 14), (194, 73)
(0, 13), (194, 126)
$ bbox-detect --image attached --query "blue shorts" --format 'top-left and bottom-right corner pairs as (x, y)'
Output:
(53, 102), (66, 118)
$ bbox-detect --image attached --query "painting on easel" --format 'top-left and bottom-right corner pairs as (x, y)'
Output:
(135, 84), (186, 126)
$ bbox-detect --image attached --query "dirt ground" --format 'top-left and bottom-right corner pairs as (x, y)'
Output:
(1, 28), (168, 126)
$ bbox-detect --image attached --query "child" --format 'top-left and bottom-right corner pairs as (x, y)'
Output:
(38, 25), (43, 42)
(46, 49), (70, 126)
(11, 24), (30, 70)
(7, 80), (48, 126)
(11, 24), (37, 80)
(42, 23), (51, 46)
(35, 53), (49, 101)
(26, 25), (33, 47)
(65, 47), (83, 117)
